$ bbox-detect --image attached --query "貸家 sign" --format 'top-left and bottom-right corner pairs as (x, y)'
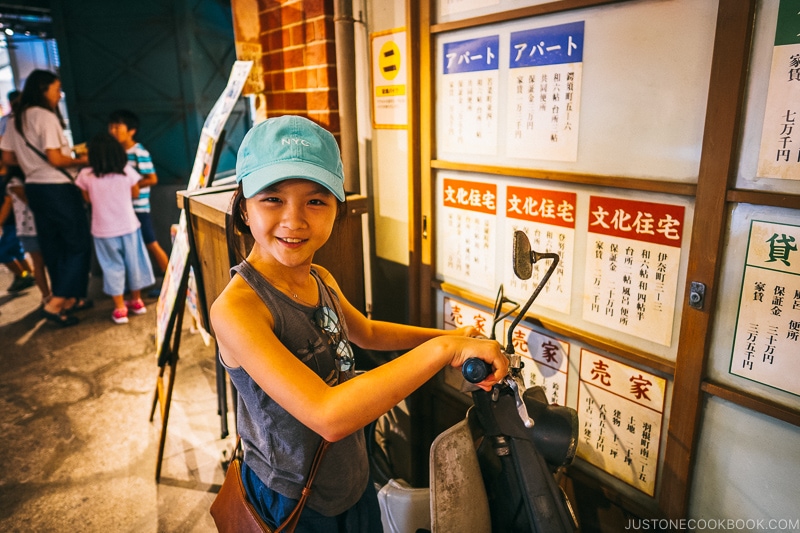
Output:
(730, 220), (800, 396)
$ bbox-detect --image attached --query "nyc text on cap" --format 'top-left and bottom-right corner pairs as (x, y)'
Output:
(236, 115), (345, 201)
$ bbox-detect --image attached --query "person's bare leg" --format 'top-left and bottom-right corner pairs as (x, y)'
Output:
(112, 294), (126, 311)
(29, 252), (51, 301)
(43, 296), (74, 314)
(4, 260), (23, 277)
(146, 241), (169, 273)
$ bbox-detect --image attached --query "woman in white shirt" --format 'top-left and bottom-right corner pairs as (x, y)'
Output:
(0, 70), (92, 327)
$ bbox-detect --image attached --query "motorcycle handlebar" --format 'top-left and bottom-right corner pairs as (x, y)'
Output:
(462, 358), (493, 384)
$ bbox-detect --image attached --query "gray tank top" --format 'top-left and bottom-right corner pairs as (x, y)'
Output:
(221, 260), (369, 516)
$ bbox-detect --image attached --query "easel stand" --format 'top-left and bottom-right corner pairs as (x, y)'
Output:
(149, 263), (191, 482)
(148, 131), (228, 483)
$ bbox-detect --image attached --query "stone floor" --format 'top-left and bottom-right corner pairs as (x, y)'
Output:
(0, 266), (231, 532)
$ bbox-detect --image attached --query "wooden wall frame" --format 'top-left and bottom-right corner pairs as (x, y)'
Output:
(408, 0), (800, 520)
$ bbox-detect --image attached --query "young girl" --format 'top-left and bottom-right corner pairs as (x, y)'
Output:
(210, 116), (507, 531)
(75, 132), (155, 324)
(4, 171), (51, 304)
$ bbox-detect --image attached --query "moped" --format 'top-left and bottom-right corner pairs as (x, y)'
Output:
(370, 230), (580, 533)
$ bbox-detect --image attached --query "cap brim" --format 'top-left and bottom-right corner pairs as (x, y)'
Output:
(240, 161), (345, 201)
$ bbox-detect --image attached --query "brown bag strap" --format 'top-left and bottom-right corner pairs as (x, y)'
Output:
(275, 439), (331, 533)
(235, 435), (330, 533)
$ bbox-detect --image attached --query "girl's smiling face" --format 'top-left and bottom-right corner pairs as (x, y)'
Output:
(243, 179), (338, 269)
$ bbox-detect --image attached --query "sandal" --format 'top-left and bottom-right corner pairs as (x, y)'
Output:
(64, 299), (94, 314)
(41, 308), (79, 327)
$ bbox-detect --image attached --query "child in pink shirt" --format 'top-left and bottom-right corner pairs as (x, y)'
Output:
(75, 132), (154, 323)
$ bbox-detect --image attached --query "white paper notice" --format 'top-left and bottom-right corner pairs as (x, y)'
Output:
(577, 350), (666, 496)
(371, 29), (408, 128)
(440, 177), (498, 292)
(440, 0), (499, 17)
(441, 35), (499, 155)
(756, 2), (800, 181)
(582, 196), (685, 347)
(507, 21), (584, 162)
(730, 220), (800, 396)
(503, 185), (576, 314)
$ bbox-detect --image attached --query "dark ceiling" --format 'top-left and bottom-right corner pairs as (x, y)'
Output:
(0, 2), (53, 40)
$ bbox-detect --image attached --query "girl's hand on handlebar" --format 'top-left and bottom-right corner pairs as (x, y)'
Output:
(449, 337), (508, 391)
(453, 325), (482, 338)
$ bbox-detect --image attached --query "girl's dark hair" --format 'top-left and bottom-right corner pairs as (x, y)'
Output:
(88, 132), (128, 176)
(225, 183), (347, 264)
(15, 70), (65, 134)
(226, 185), (252, 265)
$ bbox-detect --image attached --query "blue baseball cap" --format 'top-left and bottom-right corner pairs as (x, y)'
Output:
(236, 115), (345, 201)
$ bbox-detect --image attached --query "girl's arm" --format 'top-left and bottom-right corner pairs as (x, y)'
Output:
(315, 265), (476, 351)
(46, 147), (88, 168)
(210, 277), (507, 443)
(2, 150), (18, 166)
(8, 184), (27, 204)
(131, 183), (140, 198)
(80, 189), (91, 204)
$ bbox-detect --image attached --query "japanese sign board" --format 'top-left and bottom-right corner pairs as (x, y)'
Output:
(757, 0), (800, 181)
(443, 295), (571, 406)
(506, 321), (570, 406)
(582, 196), (685, 347)
(440, 177), (498, 292)
(507, 21), (584, 162)
(503, 185), (576, 314)
(371, 28), (408, 128)
(444, 296), (497, 338)
(443, 297), (498, 393)
(577, 350), (666, 496)
(441, 35), (499, 155)
(730, 220), (800, 396)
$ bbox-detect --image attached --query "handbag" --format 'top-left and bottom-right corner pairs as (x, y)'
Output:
(211, 435), (330, 533)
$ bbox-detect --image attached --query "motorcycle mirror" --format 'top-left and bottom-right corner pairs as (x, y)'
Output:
(513, 230), (533, 280)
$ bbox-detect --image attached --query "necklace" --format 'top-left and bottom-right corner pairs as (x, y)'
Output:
(273, 279), (316, 305)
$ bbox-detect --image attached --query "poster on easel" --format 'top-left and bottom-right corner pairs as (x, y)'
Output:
(155, 60), (253, 359)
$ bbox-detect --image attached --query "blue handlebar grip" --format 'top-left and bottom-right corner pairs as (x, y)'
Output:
(462, 358), (492, 383)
